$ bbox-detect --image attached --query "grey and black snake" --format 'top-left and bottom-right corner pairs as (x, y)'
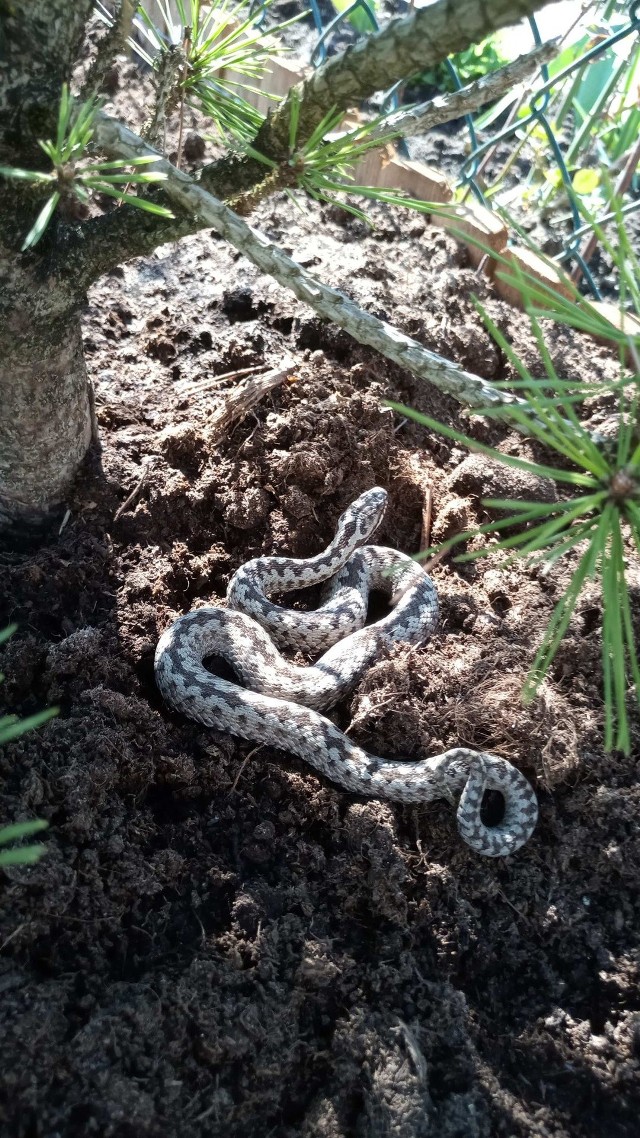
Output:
(155, 487), (538, 856)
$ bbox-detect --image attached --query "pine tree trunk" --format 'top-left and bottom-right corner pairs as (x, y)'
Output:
(0, 272), (91, 532)
(0, 2), (94, 533)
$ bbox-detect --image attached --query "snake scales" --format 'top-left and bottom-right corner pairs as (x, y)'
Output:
(155, 488), (538, 856)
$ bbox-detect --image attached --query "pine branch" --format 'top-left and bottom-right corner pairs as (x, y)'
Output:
(81, 0), (136, 101)
(198, 0), (564, 200)
(56, 203), (201, 292)
(142, 43), (188, 147)
(92, 113), (522, 414)
(369, 39), (560, 142)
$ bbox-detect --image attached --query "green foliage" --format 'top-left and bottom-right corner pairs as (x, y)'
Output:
(475, 7), (640, 221)
(552, 16), (640, 172)
(0, 84), (173, 250)
(0, 819), (49, 868)
(388, 227), (640, 753)
(132, 0), (301, 140)
(244, 94), (402, 219)
(415, 36), (508, 95)
(0, 625), (55, 867)
(328, 0), (379, 37)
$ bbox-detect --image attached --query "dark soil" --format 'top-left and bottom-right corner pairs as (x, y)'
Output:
(2, 37), (640, 1138)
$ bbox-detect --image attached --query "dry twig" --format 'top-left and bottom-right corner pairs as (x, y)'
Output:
(113, 463), (151, 521)
(419, 485), (433, 555)
(207, 359), (298, 441)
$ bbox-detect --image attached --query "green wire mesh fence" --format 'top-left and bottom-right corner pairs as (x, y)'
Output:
(298, 0), (640, 299)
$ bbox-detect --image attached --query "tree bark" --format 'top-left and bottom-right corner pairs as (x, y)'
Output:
(0, 2), (95, 532)
(0, 269), (91, 532)
(0, 1), (93, 164)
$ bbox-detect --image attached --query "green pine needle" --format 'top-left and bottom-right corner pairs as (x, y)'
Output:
(1, 83), (177, 247)
(133, 0), (302, 141)
(387, 401), (599, 488)
(389, 249), (639, 751)
(22, 193), (60, 251)
(0, 629), (54, 867)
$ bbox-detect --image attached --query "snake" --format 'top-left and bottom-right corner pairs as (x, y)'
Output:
(155, 487), (538, 857)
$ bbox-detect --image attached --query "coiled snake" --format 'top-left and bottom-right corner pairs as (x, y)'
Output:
(155, 488), (538, 856)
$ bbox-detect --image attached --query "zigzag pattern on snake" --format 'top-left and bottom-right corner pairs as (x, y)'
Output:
(155, 487), (538, 856)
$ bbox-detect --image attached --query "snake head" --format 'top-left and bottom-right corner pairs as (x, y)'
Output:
(339, 487), (388, 545)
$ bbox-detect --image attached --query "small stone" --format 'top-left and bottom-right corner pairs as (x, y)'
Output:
(231, 892), (263, 937)
(241, 842), (271, 864)
(102, 64), (119, 96)
(447, 454), (556, 505)
(225, 486), (270, 529)
(282, 486), (314, 520)
(158, 423), (205, 467)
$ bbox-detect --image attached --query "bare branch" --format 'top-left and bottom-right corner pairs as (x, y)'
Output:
(93, 113), (521, 415)
(369, 39), (561, 142)
(207, 360), (298, 441)
(55, 203), (203, 294)
(142, 43), (188, 146)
